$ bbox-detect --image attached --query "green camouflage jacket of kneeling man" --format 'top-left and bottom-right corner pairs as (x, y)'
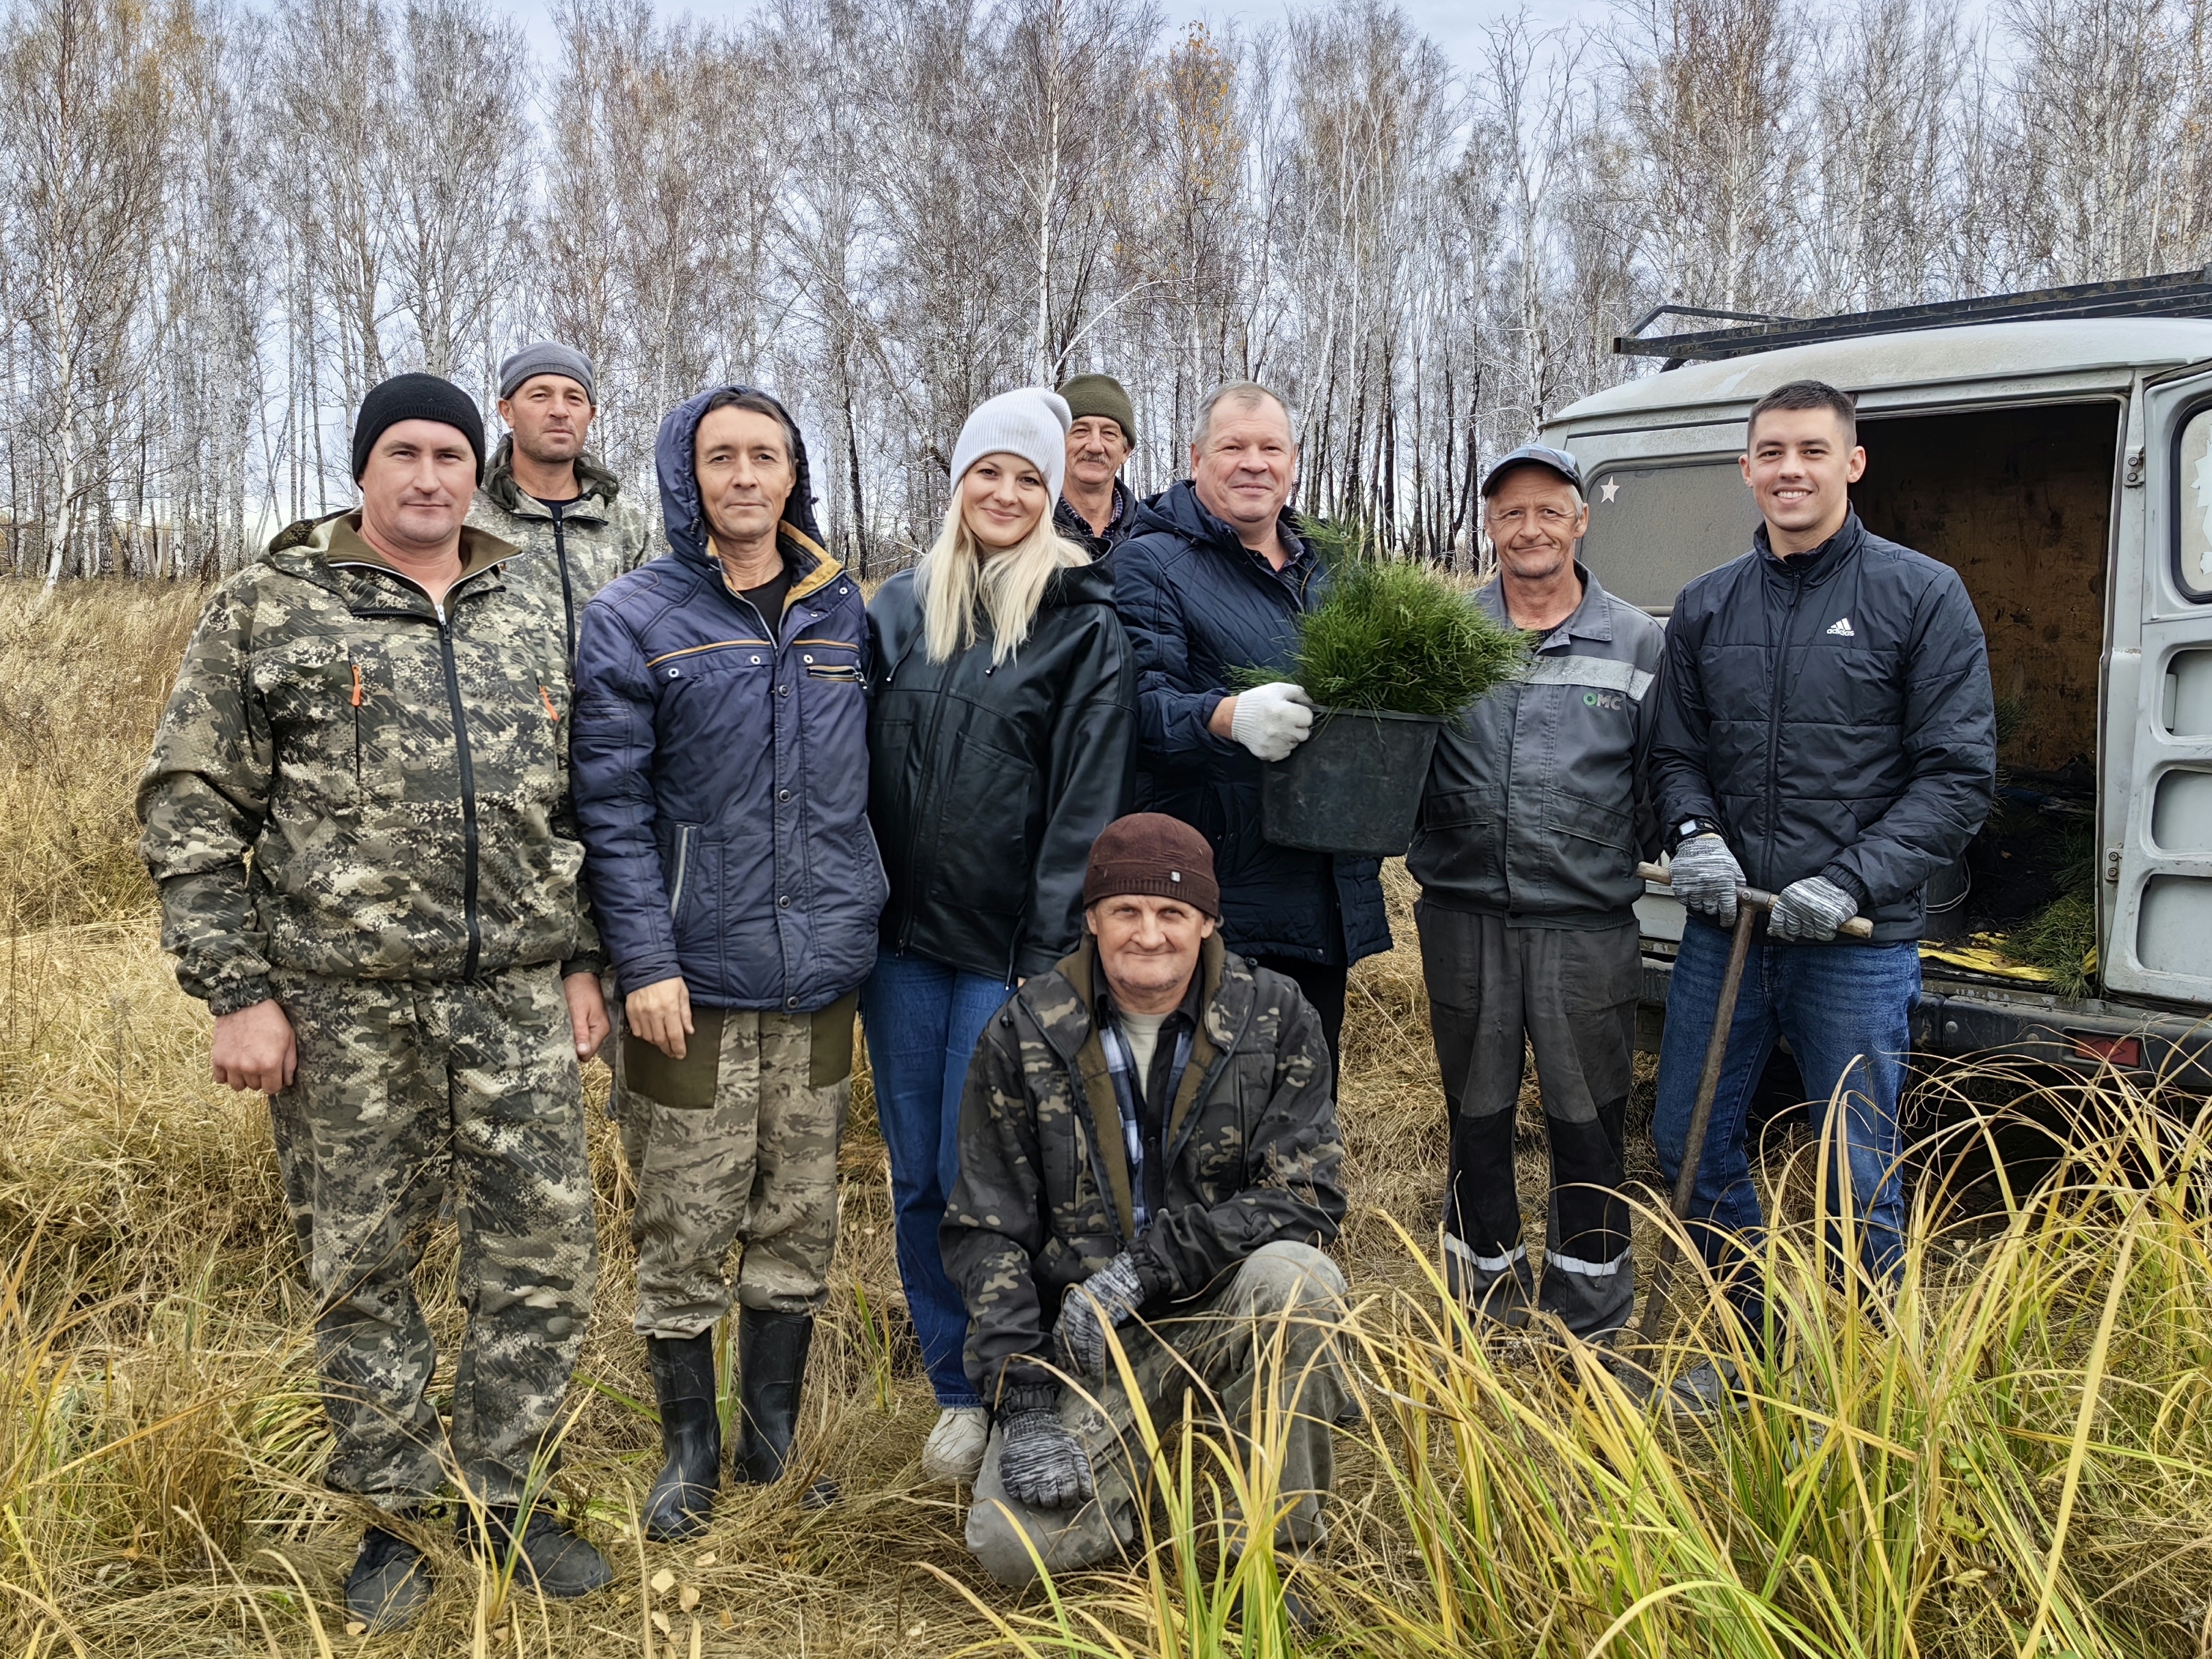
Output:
(940, 933), (1346, 1404)
(136, 510), (603, 1016)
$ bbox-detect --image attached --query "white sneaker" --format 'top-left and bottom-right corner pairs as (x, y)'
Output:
(920, 1406), (991, 1484)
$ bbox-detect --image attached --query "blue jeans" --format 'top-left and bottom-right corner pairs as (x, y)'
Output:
(1651, 921), (1921, 1342)
(862, 950), (1014, 1408)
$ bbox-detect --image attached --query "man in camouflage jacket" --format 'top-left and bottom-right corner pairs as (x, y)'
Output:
(467, 341), (652, 660)
(137, 373), (613, 1630)
(941, 813), (1354, 1589)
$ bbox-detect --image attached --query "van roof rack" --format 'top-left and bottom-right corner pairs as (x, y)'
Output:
(1615, 267), (2212, 367)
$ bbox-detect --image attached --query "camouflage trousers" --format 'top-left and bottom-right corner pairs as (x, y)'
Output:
(967, 1241), (1357, 1589)
(617, 1007), (851, 1336)
(269, 965), (598, 1511)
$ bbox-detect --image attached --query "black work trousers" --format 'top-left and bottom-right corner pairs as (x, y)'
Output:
(1252, 955), (1346, 1084)
(1415, 904), (1638, 1338)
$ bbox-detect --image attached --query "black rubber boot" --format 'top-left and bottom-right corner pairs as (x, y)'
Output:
(732, 1307), (833, 1501)
(344, 1511), (431, 1632)
(458, 1504), (613, 1599)
(643, 1331), (722, 1541)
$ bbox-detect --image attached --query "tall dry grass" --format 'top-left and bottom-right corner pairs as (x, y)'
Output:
(3, 578), (2209, 1656)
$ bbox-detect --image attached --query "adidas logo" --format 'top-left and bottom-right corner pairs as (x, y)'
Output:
(1826, 617), (1855, 637)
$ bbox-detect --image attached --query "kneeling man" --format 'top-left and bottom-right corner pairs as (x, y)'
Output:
(942, 813), (1354, 1587)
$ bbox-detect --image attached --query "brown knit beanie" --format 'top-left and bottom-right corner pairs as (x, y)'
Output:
(1082, 813), (1219, 918)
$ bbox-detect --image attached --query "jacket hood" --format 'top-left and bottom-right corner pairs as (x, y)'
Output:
(655, 386), (822, 565)
(481, 434), (626, 516)
(1041, 555), (1117, 609)
(262, 508), (518, 583)
(1130, 479), (1303, 559)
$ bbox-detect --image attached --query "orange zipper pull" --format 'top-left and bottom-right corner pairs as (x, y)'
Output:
(539, 684), (561, 721)
(351, 663), (364, 707)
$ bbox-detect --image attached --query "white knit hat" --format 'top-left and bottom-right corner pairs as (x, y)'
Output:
(949, 387), (1072, 503)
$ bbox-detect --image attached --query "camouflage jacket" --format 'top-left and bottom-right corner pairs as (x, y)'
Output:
(136, 511), (602, 1016)
(466, 438), (652, 659)
(941, 934), (1345, 1401)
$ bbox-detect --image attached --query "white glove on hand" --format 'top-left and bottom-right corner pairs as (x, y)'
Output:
(1668, 834), (1744, 927)
(1768, 875), (1859, 942)
(1228, 682), (1315, 762)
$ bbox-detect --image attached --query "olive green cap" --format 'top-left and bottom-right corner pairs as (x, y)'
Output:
(1058, 373), (1136, 447)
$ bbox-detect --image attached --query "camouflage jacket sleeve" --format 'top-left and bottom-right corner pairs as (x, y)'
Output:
(620, 496), (653, 572)
(939, 1011), (1058, 1402)
(1128, 990), (1348, 1302)
(134, 581), (276, 1016)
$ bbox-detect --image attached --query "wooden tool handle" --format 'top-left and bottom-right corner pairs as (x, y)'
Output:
(1637, 860), (1875, 940)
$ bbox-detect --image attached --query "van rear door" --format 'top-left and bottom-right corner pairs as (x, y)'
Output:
(2104, 362), (2212, 1004)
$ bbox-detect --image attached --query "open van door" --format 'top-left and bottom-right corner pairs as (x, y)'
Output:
(2105, 361), (2212, 1003)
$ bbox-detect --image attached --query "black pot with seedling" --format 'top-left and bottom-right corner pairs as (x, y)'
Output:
(1240, 520), (1527, 858)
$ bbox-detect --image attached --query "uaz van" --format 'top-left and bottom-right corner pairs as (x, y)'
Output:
(1543, 282), (2212, 1088)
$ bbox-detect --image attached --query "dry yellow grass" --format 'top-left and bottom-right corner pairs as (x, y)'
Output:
(6, 579), (2209, 1658)
(0, 579), (1484, 1656)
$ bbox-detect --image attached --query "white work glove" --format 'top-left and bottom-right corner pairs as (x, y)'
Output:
(1768, 875), (1859, 942)
(1668, 834), (1744, 927)
(1228, 682), (1314, 762)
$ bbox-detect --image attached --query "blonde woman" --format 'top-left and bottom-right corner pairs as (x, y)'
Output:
(863, 387), (1135, 1484)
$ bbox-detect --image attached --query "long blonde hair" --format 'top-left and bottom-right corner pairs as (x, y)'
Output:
(918, 493), (1088, 665)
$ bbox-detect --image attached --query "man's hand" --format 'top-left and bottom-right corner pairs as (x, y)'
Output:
(1216, 682), (1315, 762)
(996, 1386), (1094, 1511)
(626, 977), (694, 1060)
(563, 971), (611, 1061)
(1668, 834), (1745, 926)
(1768, 875), (1859, 942)
(211, 998), (297, 1094)
(1053, 1252), (1146, 1377)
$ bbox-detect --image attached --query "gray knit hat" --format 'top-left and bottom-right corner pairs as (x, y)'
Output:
(498, 341), (595, 403)
(949, 387), (1071, 503)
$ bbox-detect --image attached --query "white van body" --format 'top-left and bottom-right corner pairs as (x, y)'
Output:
(1543, 319), (2212, 1085)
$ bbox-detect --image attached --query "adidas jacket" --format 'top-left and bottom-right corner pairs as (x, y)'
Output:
(1649, 512), (1996, 943)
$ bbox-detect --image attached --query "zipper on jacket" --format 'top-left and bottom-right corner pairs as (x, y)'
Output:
(668, 825), (694, 918)
(436, 607), (483, 979)
(895, 663), (960, 953)
(552, 504), (576, 661)
(1763, 565), (1807, 890)
(350, 661), (364, 785)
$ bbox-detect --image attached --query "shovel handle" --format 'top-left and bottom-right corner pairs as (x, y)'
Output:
(1636, 861), (1874, 940)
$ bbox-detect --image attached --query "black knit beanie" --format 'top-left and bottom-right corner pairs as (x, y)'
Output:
(351, 373), (486, 483)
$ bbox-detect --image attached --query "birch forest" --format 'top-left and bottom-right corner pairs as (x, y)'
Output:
(4, 0), (2211, 581)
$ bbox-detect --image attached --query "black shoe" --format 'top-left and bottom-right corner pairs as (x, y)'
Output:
(731, 1307), (815, 1486)
(345, 1515), (431, 1632)
(643, 1331), (722, 1541)
(458, 1504), (614, 1599)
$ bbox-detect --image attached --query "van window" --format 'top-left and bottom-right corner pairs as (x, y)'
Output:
(1579, 460), (1758, 613)
(2181, 405), (2212, 600)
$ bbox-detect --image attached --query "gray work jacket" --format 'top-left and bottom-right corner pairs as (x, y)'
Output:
(1407, 565), (1665, 927)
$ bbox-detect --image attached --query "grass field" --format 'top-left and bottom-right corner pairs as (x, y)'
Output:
(3, 579), (2211, 1658)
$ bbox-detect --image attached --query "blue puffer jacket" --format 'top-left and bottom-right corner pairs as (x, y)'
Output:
(570, 387), (885, 1011)
(1112, 481), (1389, 966)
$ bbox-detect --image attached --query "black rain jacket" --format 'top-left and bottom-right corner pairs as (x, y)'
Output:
(866, 558), (1136, 981)
(1649, 512), (1997, 942)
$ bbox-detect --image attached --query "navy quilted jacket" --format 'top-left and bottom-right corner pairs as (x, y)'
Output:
(570, 388), (885, 1010)
(1112, 481), (1389, 966)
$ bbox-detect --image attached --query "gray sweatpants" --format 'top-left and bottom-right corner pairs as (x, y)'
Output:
(1415, 904), (1639, 1338)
